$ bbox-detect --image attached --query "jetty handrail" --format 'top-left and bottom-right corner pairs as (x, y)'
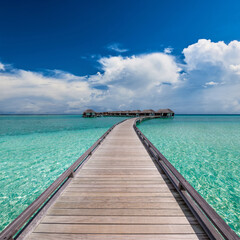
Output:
(134, 117), (239, 240)
(0, 119), (126, 240)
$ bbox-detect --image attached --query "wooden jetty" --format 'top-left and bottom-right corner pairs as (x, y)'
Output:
(1, 118), (239, 240)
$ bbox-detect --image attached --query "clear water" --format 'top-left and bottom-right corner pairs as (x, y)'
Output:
(139, 115), (240, 236)
(0, 115), (126, 231)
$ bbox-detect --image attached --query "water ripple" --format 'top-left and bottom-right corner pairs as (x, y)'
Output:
(139, 115), (240, 236)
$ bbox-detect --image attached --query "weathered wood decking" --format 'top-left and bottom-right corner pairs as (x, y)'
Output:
(27, 118), (208, 240)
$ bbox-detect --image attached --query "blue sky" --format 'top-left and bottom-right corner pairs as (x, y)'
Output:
(1, 0), (240, 113)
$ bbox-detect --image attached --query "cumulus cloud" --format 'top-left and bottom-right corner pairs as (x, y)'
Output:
(89, 53), (183, 110)
(0, 52), (182, 113)
(107, 43), (128, 53)
(91, 53), (181, 89)
(182, 39), (240, 113)
(1, 39), (240, 114)
(183, 39), (240, 71)
(0, 68), (102, 113)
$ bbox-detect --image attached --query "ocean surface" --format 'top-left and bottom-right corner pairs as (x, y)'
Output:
(0, 115), (126, 232)
(0, 115), (239, 236)
(139, 115), (240, 236)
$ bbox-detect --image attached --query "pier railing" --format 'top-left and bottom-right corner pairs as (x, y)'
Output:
(0, 119), (126, 240)
(134, 117), (239, 240)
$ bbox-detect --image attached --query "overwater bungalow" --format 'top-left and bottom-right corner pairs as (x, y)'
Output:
(118, 111), (125, 116)
(156, 108), (174, 117)
(82, 108), (174, 118)
(140, 109), (155, 116)
(120, 110), (130, 116)
(111, 111), (120, 116)
(82, 109), (97, 117)
(129, 110), (141, 116)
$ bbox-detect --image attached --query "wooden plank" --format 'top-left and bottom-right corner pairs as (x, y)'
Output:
(70, 180), (171, 184)
(68, 183), (174, 188)
(90, 153), (151, 156)
(75, 175), (166, 178)
(92, 154), (151, 159)
(74, 176), (168, 180)
(83, 166), (157, 169)
(83, 166), (156, 169)
(41, 215), (198, 224)
(34, 223), (204, 234)
(53, 202), (186, 209)
(83, 165), (156, 168)
(99, 145), (145, 149)
(61, 192), (179, 197)
(64, 187), (175, 192)
(28, 233), (209, 240)
(47, 208), (193, 216)
(58, 196), (182, 203)
(89, 155), (152, 159)
(95, 148), (148, 153)
(97, 146), (146, 149)
(85, 161), (154, 164)
(79, 170), (160, 174)
(84, 162), (155, 165)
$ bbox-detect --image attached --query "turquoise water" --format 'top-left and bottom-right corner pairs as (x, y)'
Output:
(139, 115), (240, 236)
(0, 115), (126, 232)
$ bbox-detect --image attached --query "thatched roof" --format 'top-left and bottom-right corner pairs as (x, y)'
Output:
(130, 110), (141, 113)
(107, 111), (122, 114)
(157, 108), (174, 114)
(142, 109), (155, 113)
(83, 109), (96, 113)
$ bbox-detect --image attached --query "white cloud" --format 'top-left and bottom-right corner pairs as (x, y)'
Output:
(164, 47), (173, 54)
(183, 39), (240, 75)
(91, 53), (181, 88)
(0, 62), (5, 71)
(229, 64), (240, 74)
(0, 52), (182, 113)
(107, 43), (128, 53)
(204, 81), (219, 87)
(0, 69), (102, 113)
(88, 53), (183, 110)
(205, 81), (218, 86)
(1, 39), (240, 114)
(182, 39), (240, 113)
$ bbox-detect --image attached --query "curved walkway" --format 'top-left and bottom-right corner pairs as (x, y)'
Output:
(27, 118), (208, 239)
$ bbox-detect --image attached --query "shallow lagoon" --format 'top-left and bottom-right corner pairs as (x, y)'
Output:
(139, 115), (240, 236)
(0, 115), (126, 231)
(1, 114), (239, 236)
